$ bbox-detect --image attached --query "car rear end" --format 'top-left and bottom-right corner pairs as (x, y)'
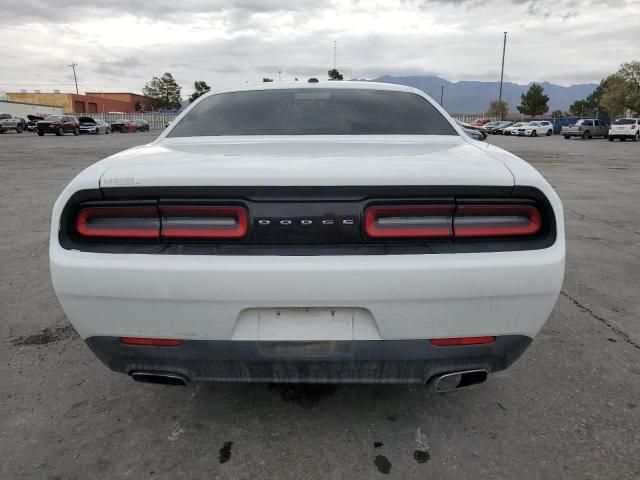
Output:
(608, 118), (639, 140)
(50, 83), (565, 387)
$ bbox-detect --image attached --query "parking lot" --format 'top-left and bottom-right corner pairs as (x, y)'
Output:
(1, 132), (639, 479)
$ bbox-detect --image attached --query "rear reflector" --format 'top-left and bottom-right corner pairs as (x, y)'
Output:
(431, 336), (496, 346)
(454, 204), (541, 237)
(120, 337), (184, 346)
(75, 207), (160, 239)
(365, 205), (454, 238)
(159, 205), (248, 239)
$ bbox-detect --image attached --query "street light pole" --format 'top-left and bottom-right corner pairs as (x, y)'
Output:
(498, 32), (507, 120)
(68, 62), (79, 94)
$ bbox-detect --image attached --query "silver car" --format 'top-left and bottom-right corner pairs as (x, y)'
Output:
(78, 117), (111, 134)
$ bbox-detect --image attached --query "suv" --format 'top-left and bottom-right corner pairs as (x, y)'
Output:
(0, 113), (24, 133)
(37, 115), (80, 136)
(607, 118), (639, 141)
(561, 119), (608, 139)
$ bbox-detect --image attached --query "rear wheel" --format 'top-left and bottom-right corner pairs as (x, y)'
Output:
(608, 136), (614, 142)
(37, 130), (44, 136)
(56, 127), (63, 136)
(582, 130), (590, 139)
(16, 124), (23, 133)
(73, 127), (79, 136)
(106, 128), (110, 134)
(546, 129), (552, 136)
(531, 130), (537, 137)
(563, 135), (570, 139)
(633, 132), (639, 142)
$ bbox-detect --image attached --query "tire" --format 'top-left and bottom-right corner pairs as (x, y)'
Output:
(56, 127), (63, 136)
(546, 129), (552, 136)
(16, 124), (23, 133)
(621, 137), (626, 141)
(633, 133), (639, 142)
(106, 128), (110, 134)
(563, 135), (570, 139)
(608, 136), (614, 142)
(531, 130), (537, 137)
(582, 130), (590, 139)
(73, 127), (79, 136)
(37, 131), (44, 136)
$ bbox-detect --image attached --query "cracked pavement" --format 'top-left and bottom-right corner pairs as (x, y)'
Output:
(1, 132), (639, 479)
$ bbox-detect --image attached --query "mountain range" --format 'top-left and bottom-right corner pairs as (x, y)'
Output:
(364, 75), (597, 114)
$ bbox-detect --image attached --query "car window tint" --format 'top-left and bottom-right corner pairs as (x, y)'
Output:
(168, 89), (457, 137)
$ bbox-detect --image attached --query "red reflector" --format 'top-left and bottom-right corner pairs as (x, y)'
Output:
(364, 205), (454, 238)
(75, 207), (160, 239)
(120, 337), (184, 346)
(431, 336), (496, 346)
(454, 204), (541, 237)
(160, 205), (248, 239)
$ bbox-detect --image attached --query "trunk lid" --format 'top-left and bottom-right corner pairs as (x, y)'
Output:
(99, 136), (514, 188)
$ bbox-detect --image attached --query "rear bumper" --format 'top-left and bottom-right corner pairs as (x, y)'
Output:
(86, 335), (532, 384)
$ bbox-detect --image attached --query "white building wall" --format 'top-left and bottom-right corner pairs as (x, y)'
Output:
(0, 100), (63, 117)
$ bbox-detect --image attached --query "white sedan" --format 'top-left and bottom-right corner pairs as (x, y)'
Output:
(50, 81), (565, 391)
(516, 120), (554, 137)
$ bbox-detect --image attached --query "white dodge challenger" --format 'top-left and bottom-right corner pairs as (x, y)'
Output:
(50, 81), (565, 390)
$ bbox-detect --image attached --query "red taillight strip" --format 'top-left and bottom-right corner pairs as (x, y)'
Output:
(75, 207), (160, 239)
(431, 336), (496, 346)
(454, 205), (541, 237)
(365, 205), (454, 238)
(159, 205), (248, 239)
(120, 337), (184, 346)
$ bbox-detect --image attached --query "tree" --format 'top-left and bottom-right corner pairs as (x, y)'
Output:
(262, 78), (274, 82)
(142, 72), (182, 110)
(551, 110), (565, 118)
(328, 68), (344, 80)
(601, 75), (636, 117)
(516, 83), (549, 118)
(189, 80), (211, 103)
(569, 78), (609, 117)
(486, 100), (508, 119)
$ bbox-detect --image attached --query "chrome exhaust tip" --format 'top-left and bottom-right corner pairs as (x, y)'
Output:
(434, 369), (488, 393)
(131, 371), (188, 386)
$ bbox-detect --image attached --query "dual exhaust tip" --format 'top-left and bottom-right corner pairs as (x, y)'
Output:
(130, 369), (488, 391)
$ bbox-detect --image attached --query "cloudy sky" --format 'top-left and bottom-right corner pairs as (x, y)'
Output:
(1, 0), (638, 97)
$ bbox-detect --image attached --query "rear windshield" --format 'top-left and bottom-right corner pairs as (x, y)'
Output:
(45, 115), (62, 121)
(168, 88), (457, 137)
(613, 118), (636, 125)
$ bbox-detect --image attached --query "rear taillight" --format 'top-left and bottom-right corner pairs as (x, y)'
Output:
(365, 205), (454, 238)
(160, 205), (247, 239)
(75, 206), (160, 239)
(120, 337), (184, 346)
(431, 336), (496, 346)
(74, 204), (247, 240)
(364, 203), (542, 239)
(631, 124), (637, 130)
(454, 204), (541, 237)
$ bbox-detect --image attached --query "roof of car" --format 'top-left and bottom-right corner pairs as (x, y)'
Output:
(198, 80), (424, 97)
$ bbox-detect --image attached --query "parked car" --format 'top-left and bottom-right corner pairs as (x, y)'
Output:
(0, 112), (24, 133)
(503, 122), (526, 136)
(455, 120), (486, 140)
(488, 121), (514, 134)
(79, 117), (111, 134)
(561, 119), (608, 139)
(470, 118), (492, 127)
(516, 120), (554, 137)
(37, 115), (79, 136)
(111, 119), (137, 133)
(50, 81), (564, 389)
(26, 114), (45, 132)
(607, 118), (639, 142)
(132, 119), (150, 132)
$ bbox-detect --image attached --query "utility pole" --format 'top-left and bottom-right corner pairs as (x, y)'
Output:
(333, 40), (337, 69)
(498, 32), (507, 120)
(440, 85), (444, 107)
(278, 70), (282, 81)
(68, 62), (79, 94)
